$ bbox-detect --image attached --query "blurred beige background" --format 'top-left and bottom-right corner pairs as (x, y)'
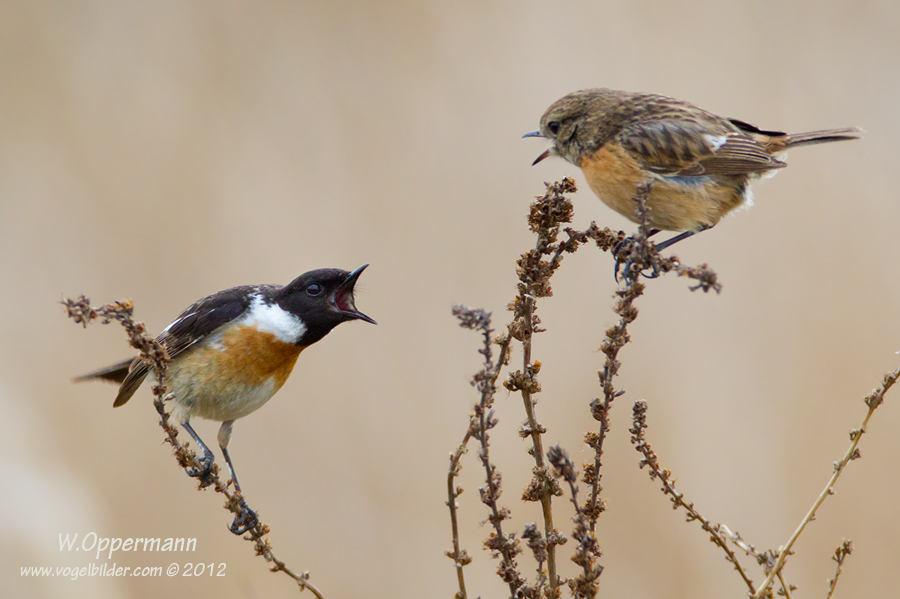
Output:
(3, 1), (899, 597)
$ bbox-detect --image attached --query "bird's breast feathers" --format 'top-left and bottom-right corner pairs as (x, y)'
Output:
(167, 299), (308, 422)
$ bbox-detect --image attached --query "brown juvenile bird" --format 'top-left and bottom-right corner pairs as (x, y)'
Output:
(524, 88), (861, 249)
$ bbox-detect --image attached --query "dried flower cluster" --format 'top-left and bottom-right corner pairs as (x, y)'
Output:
(447, 179), (722, 599)
(447, 178), (894, 599)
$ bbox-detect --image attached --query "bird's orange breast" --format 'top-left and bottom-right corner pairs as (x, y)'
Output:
(578, 142), (745, 231)
(180, 324), (304, 393)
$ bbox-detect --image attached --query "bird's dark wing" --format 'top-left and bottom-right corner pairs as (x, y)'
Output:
(619, 119), (786, 177)
(112, 286), (257, 407)
(727, 118), (786, 138)
(156, 286), (257, 360)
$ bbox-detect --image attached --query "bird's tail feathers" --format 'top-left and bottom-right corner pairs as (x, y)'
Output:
(73, 359), (135, 384)
(784, 127), (863, 148)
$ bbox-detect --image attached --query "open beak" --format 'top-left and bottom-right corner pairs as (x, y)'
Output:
(531, 149), (551, 166)
(523, 130), (550, 165)
(335, 264), (377, 324)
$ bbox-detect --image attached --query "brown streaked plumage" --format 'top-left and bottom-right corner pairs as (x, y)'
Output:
(525, 88), (861, 243)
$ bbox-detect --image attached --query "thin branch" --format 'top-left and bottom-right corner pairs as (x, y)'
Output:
(777, 571), (795, 599)
(752, 367), (899, 598)
(718, 524), (768, 566)
(630, 400), (756, 594)
(451, 305), (522, 597)
(63, 296), (325, 598)
(445, 179), (725, 598)
(583, 181), (654, 532)
(521, 523), (549, 595)
(517, 295), (561, 598)
(547, 446), (603, 599)
(718, 525), (796, 597)
(447, 433), (473, 599)
(505, 178), (616, 597)
(825, 540), (853, 599)
(447, 306), (513, 599)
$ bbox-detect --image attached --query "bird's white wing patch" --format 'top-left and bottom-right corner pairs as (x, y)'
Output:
(704, 134), (728, 152)
(243, 294), (307, 344)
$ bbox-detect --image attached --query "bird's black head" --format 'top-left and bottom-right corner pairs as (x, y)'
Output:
(276, 265), (376, 346)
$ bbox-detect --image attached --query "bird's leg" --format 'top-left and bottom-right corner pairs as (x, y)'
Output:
(654, 225), (712, 252)
(218, 420), (259, 535)
(615, 225), (712, 280)
(182, 419), (216, 487)
(217, 421), (242, 492)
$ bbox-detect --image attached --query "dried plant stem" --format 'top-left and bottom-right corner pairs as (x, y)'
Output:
(519, 295), (559, 596)
(583, 181), (654, 531)
(825, 540), (852, 599)
(63, 296), (324, 598)
(450, 306), (518, 597)
(630, 400), (756, 594)
(447, 433), (473, 599)
(752, 367), (900, 599)
(718, 526), (795, 596)
(477, 385), (523, 597)
(445, 332), (513, 599)
(447, 179), (723, 598)
(584, 275), (643, 531)
(547, 446), (602, 598)
(777, 572), (794, 599)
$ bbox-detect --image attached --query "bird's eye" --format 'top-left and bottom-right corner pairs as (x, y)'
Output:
(547, 121), (561, 135)
(306, 283), (323, 296)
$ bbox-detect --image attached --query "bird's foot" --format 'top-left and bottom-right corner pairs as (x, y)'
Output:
(186, 452), (216, 488)
(229, 499), (259, 535)
(613, 236), (660, 282)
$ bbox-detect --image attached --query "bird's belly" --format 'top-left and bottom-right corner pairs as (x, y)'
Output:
(167, 324), (304, 422)
(178, 377), (279, 422)
(579, 144), (746, 231)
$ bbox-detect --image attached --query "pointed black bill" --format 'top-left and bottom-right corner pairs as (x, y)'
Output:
(336, 264), (377, 325)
